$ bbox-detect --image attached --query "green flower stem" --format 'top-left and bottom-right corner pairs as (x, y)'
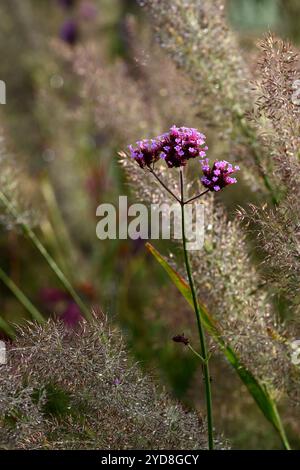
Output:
(188, 344), (207, 363)
(0, 191), (93, 323)
(0, 265), (44, 324)
(179, 168), (214, 450)
(184, 189), (210, 205)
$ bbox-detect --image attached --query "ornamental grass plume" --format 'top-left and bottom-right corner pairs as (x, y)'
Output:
(137, 0), (282, 202)
(138, 0), (249, 125)
(0, 134), (36, 232)
(238, 36), (300, 291)
(0, 319), (229, 450)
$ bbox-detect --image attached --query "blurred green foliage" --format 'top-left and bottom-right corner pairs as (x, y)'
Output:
(229, 0), (300, 43)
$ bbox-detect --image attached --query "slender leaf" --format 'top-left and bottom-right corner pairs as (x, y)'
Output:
(0, 190), (93, 322)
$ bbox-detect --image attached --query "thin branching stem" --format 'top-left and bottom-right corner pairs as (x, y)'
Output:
(188, 344), (206, 363)
(148, 167), (181, 203)
(148, 165), (214, 448)
(184, 189), (210, 205)
(179, 168), (214, 450)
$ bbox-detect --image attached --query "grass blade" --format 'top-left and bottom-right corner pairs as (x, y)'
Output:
(0, 190), (93, 323)
(0, 315), (16, 340)
(0, 265), (44, 324)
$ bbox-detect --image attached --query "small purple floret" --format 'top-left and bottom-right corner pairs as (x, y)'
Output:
(128, 139), (163, 168)
(200, 159), (240, 192)
(160, 126), (207, 168)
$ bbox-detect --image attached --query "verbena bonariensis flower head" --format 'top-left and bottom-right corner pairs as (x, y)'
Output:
(200, 159), (240, 192)
(128, 125), (208, 169)
(160, 125), (208, 168)
(129, 139), (163, 168)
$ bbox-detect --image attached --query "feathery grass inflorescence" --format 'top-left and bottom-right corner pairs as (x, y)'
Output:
(138, 0), (249, 128)
(0, 134), (36, 231)
(137, 1), (284, 202)
(251, 35), (300, 186)
(241, 36), (300, 313)
(0, 319), (228, 450)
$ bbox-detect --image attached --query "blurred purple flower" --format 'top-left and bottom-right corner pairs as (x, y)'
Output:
(200, 159), (240, 192)
(40, 287), (82, 328)
(131, 237), (145, 255)
(61, 302), (82, 328)
(60, 20), (79, 45)
(57, 0), (76, 9)
(79, 1), (98, 20)
(40, 287), (69, 304)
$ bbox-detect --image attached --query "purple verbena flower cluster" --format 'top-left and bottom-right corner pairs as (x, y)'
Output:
(128, 126), (240, 193)
(129, 125), (208, 169)
(129, 139), (163, 169)
(200, 159), (240, 192)
(160, 126), (208, 168)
